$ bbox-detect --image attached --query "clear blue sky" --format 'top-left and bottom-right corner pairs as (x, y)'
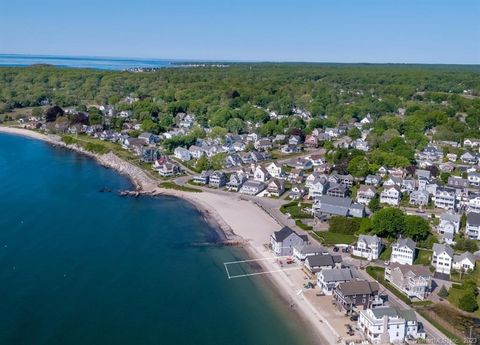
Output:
(1, 0), (479, 64)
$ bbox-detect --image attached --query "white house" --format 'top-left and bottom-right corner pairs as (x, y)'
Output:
(357, 185), (376, 205)
(253, 166), (270, 182)
(352, 235), (383, 260)
(390, 237), (416, 265)
(438, 211), (461, 244)
(292, 244), (327, 261)
(431, 243), (454, 274)
(270, 226), (308, 256)
(174, 147), (191, 161)
(452, 252), (476, 272)
(380, 186), (401, 206)
(435, 187), (457, 210)
(316, 268), (359, 295)
(358, 307), (425, 344)
(266, 162), (283, 178)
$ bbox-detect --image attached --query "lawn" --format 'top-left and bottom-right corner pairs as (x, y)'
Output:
(379, 246), (392, 261)
(159, 182), (202, 193)
(414, 248), (432, 265)
(280, 201), (313, 219)
(312, 231), (356, 247)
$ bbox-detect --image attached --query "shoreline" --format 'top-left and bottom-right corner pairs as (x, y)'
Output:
(0, 126), (337, 345)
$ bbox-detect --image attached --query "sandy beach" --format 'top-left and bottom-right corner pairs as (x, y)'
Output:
(0, 126), (339, 344)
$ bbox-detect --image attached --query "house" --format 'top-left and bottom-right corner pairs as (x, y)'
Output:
(448, 176), (469, 189)
(383, 176), (402, 187)
(226, 173), (247, 192)
(452, 252), (476, 272)
(289, 185), (306, 200)
(253, 166), (270, 182)
(461, 152), (478, 164)
(193, 170), (213, 185)
(308, 154), (324, 166)
(308, 177), (329, 199)
(288, 168), (304, 183)
(435, 187), (457, 210)
(304, 134), (318, 147)
(270, 226), (308, 256)
(432, 243), (454, 274)
(288, 135), (302, 145)
(358, 307), (425, 344)
(468, 172), (480, 186)
(267, 179), (285, 197)
(380, 186), (401, 206)
(357, 185), (376, 204)
(464, 138), (480, 148)
(313, 196), (365, 218)
(138, 132), (156, 145)
(254, 138), (272, 151)
(401, 179), (416, 193)
(446, 153), (458, 162)
(466, 212), (480, 240)
(415, 169), (431, 179)
(351, 139), (370, 152)
(209, 171), (227, 188)
(419, 144), (443, 161)
(157, 162), (180, 177)
(281, 144), (301, 154)
(174, 147), (191, 161)
(293, 157), (313, 170)
(292, 244), (327, 261)
(266, 162), (283, 178)
(409, 190), (429, 206)
(331, 174), (354, 187)
(365, 175), (382, 186)
(239, 180), (266, 195)
(390, 237), (416, 265)
(385, 263), (432, 300)
(438, 211), (461, 244)
(317, 268), (359, 295)
(304, 254), (342, 274)
(468, 193), (480, 213)
(189, 145), (205, 159)
(326, 183), (348, 198)
(352, 235), (383, 260)
(333, 281), (380, 313)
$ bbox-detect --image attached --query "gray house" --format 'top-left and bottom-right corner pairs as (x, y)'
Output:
(270, 227), (308, 256)
(312, 196), (365, 218)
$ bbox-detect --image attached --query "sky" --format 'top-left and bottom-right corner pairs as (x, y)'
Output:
(1, 0), (479, 64)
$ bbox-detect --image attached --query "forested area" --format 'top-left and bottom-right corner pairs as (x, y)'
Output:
(1, 63), (480, 163)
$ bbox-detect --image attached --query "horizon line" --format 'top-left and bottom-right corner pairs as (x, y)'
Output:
(1, 52), (479, 67)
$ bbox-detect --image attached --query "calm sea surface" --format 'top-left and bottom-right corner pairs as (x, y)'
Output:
(0, 133), (316, 345)
(0, 54), (175, 70)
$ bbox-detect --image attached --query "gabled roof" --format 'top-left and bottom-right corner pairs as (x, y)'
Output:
(306, 255), (335, 267)
(320, 268), (358, 282)
(389, 263), (432, 277)
(358, 234), (381, 246)
(337, 281), (379, 296)
(454, 252), (476, 264)
(467, 212), (480, 226)
(295, 244), (326, 255)
(440, 211), (461, 223)
(432, 243), (454, 258)
(272, 226), (307, 243)
(394, 237), (416, 252)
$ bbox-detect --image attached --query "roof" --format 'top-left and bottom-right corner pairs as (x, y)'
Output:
(320, 268), (358, 282)
(433, 243), (454, 258)
(358, 234), (381, 246)
(295, 244), (326, 255)
(468, 212), (480, 226)
(371, 307), (399, 319)
(454, 252), (476, 264)
(306, 255), (335, 268)
(394, 237), (416, 251)
(337, 281), (379, 296)
(272, 226), (307, 243)
(440, 211), (461, 223)
(389, 263), (432, 277)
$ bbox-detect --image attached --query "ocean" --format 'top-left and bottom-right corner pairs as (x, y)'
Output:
(0, 133), (315, 345)
(0, 54), (175, 70)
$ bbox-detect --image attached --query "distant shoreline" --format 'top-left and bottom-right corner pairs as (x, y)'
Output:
(0, 125), (336, 345)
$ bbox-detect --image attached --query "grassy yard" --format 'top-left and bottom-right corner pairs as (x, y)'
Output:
(379, 246), (392, 261)
(159, 182), (202, 193)
(414, 248), (432, 265)
(313, 231), (356, 247)
(280, 201), (313, 219)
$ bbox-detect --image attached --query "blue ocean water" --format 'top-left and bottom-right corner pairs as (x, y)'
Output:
(0, 133), (316, 345)
(0, 54), (175, 70)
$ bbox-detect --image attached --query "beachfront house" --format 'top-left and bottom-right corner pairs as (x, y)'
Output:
(304, 254), (342, 274)
(292, 244), (327, 261)
(358, 307), (426, 344)
(317, 268), (359, 295)
(209, 171), (227, 188)
(333, 281), (380, 313)
(390, 237), (416, 265)
(270, 227), (308, 256)
(239, 180), (266, 196)
(352, 235), (383, 260)
(385, 263), (432, 300)
(193, 170), (213, 185)
(226, 173), (247, 192)
(267, 179), (285, 197)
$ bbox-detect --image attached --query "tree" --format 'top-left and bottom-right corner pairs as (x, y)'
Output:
(347, 127), (361, 140)
(458, 292), (478, 312)
(209, 126), (228, 140)
(45, 105), (64, 122)
(404, 215), (431, 241)
(371, 208), (406, 238)
(348, 156), (370, 178)
(226, 118), (244, 134)
(31, 107), (43, 117)
(368, 195), (381, 213)
(454, 238), (478, 252)
(211, 153), (226, 170)
(438, 285), (449, 298)
(195, 156), (211, 172)
(88, 107), (103, 125)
